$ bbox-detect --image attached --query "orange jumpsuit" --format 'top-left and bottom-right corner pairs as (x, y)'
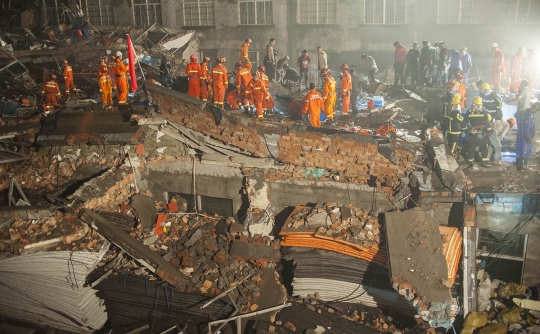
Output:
(98, 61), (107, 78)
(99, 73), (113, 106)
(63, 64), (76, 94)
(458, 82), (467, 109)
(211, 64), (228, 106)
(302, 89), (323, 128)
(341, 71), (352, 115)
(240, 42), (252, 71)
(185, 61), (201, 99)
(114, 58), (129, 105)
(200, 62), (210, 101)
(107, 59), (117, 89)
(509, 53), (523, 93)
(226, 89), (241, 109)
(491, 49), (505, 90)
(259, 71), (275, 110)
(323, 75), (337, 119)
(42, 79), (61, 110)
(236, 66), (253, 108)
(246, 79), (269, 119)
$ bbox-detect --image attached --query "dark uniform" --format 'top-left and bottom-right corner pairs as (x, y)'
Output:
(463, 106), (492, 166)
(482, 91), (503, 121)
(405, 48), (420, 85)
(445, 106), (464, 154)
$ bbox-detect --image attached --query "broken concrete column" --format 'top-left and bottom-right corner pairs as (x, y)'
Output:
(244, 179), (275, 237)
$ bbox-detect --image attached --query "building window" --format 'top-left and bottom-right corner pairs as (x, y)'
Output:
(248, 50), (266, 68)
(437, 0), (484, 24)
(365, 0), (405, 24)
(297, 0), (336, 24)
(43, 0), (68, 26)
(516, 0), (540, 23)
(133, 0), (162, 27)
(1, 0), (25, 10)
(239, 0), (273, 25)
(183, 0), (215, 26)
(84, 0), (114, 26)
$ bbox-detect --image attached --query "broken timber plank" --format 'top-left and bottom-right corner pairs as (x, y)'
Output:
(80, 209), (188, 288)
(201, 153), (274, 168)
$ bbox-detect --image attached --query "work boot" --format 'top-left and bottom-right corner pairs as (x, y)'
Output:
(480, 162), (491, 168)
(467, 163), (479, 171)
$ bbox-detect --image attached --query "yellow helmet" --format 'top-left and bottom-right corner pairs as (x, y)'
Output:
(472, 96), (483, 105)
(487, 114), (492, 122)
(450, 94), (462, 105)
(480, 82), (491, 90)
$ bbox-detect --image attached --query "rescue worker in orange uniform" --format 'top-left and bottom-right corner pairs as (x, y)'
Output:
(321, 69), (337, 122)
(211, 57), (228, 107)
(107, 55), (117, 89)
(246, 71), (269, 120)
(240, 38), (252, 71)
(200, 56), (211, 102)
(456, 73), (467, 109)
(235, 62), (253, 111)
(185, 54), (202, 99)
(114, 51), (129, 105)
(226, 89), (242, 110)
(521, 48), (537, 90)
(42, 74), (61, 112)
(302, 83), (324, 128)
(490, 42), (505, 94)
(257, 66), (275, 113)
(98, 66), (113, 107)
(509, 47), (526, 93)
(98, 56), (107, 78)
(340, 64), (352, 116)
(63, 59), (76, 95)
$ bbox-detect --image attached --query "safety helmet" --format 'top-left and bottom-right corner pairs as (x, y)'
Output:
(63, 59), (68, 64)
(413, 42), (419, 47)
(217, 57), (226, 63)
(456, 73), (464, 80)
(149, 79), (157, 84)
(507, 118), (516, 128)
(450, 94), (461, 105)
(439, 41), (446, 47)
(285, 56), (289, 60)
(100, 67), (107, 73)
(234, 63), (241, 70)
(50, 74), (57, 79)
(487, 114), (492, 122)
(190, 54), (198, 62)
(341, 63), (349, 70)
(472, 96), (483, 105)
(203, 56), (211, 62)
(258, 66), (265, 72)
(480, 82), (491, 90)
(321, 69), (331, 77)
(491, 42), (498, 48)
(246, 38), (252, 44)
(446, 81), (456, 90)
(115, 51), (122, 57)
(461, 46), (467, 51)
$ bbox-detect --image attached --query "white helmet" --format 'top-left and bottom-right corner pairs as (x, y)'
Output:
(491, 42), (498, 48)
(116, 51), (123, 57)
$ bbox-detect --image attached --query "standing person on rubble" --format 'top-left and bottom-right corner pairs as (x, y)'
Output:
(393, 41), (407, 85)
(317, 46), (328, 70)
(321, 69), (337, 123)
(420, 40), (437, 86)
(515, 102), (539, 171)
(489, 117), (516, 166)
(340, 64), (352, 116)
(240, 38), (252, 71)
(479, 82), (503, 121)
(521, 48), (537, 90)
(444, 94), (464, 155)
(442, 81), (461, 118)
(160, 56), (173, 89)
(62, 59), (76, 95)
(298, 50), (311, 90)
(463, 97), (492, 168)
(350, 68), (360, 114)
(200, 56), (211, 102)
(107, 55), (117, 90)
(509, 47), (526, 93)
(257, 66), (275, 113)
(435, 42), (450, 87)
(302, 83), (324, 128)
(490, 43), (505, 94)
(246, 71), (269, 121)
(98, 56), (107, 78)
(41, 73), (61, 112)
(405, 42), (421, 85)
(361, 54), (378, 87)
(211, 57), (228, 108)
(460, 47), (473, 83)
(185, 54), (201, 98)
(98, 66), (113, 109)
(114, 51), (129, 105)
(264, 38), (276, 81)
(448, 48), (462, 81)
(456, 73), (467, 109)
(235, 62), (253, 112)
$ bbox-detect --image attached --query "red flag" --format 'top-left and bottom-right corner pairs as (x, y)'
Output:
(126, 34), (138, 93)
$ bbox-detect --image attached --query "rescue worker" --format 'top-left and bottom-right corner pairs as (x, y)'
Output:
(160, 56), (173, 89)
(235, 62), (253, 111)
(302, 82), (323, 128)
(461, 47), (473, 83)
(420, 40), (438, 86)
(350, 68), (360, 114)
(62, 59), (76, 95)
(114, 51), (129, 105)
(444, 94), (464, 155)
(515, 102), (539, 171)
(185, 54), (201, 98)
(107, 55), (117, 89)
(405, 42), (420, 85)
(490, 42), (505, 94)
(448, 49), (462, 81)
(98, 66), (113, 108)
(282, 64), (300, 84)
(361, 54), (378, 86)
(340, 63), (352, 116)
(441, 81), (460, 118)
(264, 38), (276, 81)
(41, 74), (61, 112)
(257, 66), (275, 113)
(521, 48), (537, 90)
(489, 117), (515, 166)
(509, 47), (526, 93)
(393, 41), (407, 85)
(226, 88), (242, 110)
(98, 56), (107, 78)
(246, 71), (269, 120)
(200, 56), (211, 102)
(463, 96), (492, 168)
(436, 41), (450, 87)
(321, 69), (337, 122)
(211, 57), (228, 107)
(240, 38), (252, 71)
(456, 73), (467, 109)
(479, 82), (503, 121)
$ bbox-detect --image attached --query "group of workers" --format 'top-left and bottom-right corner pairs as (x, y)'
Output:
(489, 43), (537, 95)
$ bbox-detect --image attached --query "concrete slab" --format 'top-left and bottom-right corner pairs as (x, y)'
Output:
(129, 194), (158, 229)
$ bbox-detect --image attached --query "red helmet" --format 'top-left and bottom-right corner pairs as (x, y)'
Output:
(258, 66), (265, 72)
(446, 81), (456, 90)
(246, 38), (252, 44)
(190, 54), (198, 62)
(235, 63), (242, 70)
(218, 57), (226, 63)
(203, 56), (211, 62)
(456, 73), (464, 80)
(321, 69), (331, 77)
(100, 67), (107, 73)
